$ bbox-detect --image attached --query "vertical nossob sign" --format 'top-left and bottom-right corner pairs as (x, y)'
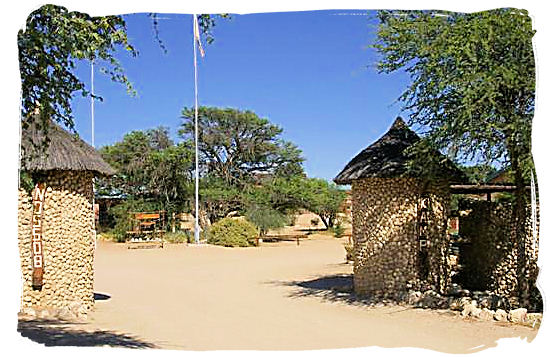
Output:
(31, 183), (46, 290)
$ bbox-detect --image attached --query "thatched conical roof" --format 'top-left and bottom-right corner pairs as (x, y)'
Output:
(333, 117), (463, 185)
(20, 117), (115, 176)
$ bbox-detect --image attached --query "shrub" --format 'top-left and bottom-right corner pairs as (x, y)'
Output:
(163, 230), (191, 244)
(331, 223), (345, 238)
(207, 218), (258, 247)
(97, 231), (117, 242)
(343, 243), (354, 262)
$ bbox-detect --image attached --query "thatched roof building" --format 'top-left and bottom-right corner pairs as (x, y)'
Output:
(333, 117), (464, 185)
(20, 118), (115, 176)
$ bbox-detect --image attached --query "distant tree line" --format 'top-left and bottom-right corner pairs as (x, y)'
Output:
(98, 107), (346, 237)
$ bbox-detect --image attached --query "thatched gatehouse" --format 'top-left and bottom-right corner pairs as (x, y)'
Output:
(334, 117), (464, 297)
(18, 118), (114, 319)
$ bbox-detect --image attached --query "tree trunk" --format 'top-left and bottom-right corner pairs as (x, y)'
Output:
(510, 150), (529, 307)
(319, 215), (330, 229)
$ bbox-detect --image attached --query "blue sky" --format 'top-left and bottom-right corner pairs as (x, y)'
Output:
(71, 10), (412, 181)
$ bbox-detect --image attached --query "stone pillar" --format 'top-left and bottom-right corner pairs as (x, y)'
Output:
(18, 170), (95, 319)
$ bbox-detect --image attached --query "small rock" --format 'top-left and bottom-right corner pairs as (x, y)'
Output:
(526, 313), (543, 327)
(459, 297), (473, 310)
(494, 309), (508, 321)
(509, 308), (528, 323)
(470, 307), (483, 318)
(461, 303), (477, 317)
(408, 291), (422, 305)
(479, 308), (495, 321)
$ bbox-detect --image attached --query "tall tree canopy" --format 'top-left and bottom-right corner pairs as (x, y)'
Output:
(179, 107), (304, 185)
(375, 9), (535, 176)
(99, 127), (193, 207)
(375, 8), (536, 304)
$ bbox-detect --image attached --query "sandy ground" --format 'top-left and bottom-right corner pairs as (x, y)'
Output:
(19, 235), (537, 351)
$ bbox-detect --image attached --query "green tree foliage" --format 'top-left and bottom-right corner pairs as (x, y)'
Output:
(19, 6), (227, 142)
(199, 176), (243, 223)
(18, 4), (136, 132)
(375, 8), (535, 304)
(207, 218), (258, 247)
(99, 126), (193, 209)
(301, 179), (347, 229)
(245, 204), (289, 237)
(461, 164), (500, 184)
(375, 9), (534, 176)
(179, 107), (304, 186)
(244, 176), (346, 229)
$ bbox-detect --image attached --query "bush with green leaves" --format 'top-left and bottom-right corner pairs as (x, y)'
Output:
(245, 205), (289, 237)
(331, 224), (345, 238)
(206, 218), (258, 247)
(163, 231), (191, 244)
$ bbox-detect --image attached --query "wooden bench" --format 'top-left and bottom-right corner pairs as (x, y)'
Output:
(257, 234), (308, 246)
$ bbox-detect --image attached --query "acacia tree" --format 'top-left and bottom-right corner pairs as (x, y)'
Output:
(179, 107), (304, 186)
(99, 127), (193, 204)
(302, 178), (346, 229)
(375, 9), (536, 304)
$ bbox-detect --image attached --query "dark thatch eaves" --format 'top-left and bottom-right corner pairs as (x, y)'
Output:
(333, 117), (465, 185)
(20, 118), (115, 176)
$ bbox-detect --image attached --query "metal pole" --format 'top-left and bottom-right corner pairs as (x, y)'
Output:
(91, 59), (97, 248)
(91, 60), (95, 148)
(193, 15), (200, 244)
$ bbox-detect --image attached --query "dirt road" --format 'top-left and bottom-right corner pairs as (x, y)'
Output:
(19, 235), (537, 351)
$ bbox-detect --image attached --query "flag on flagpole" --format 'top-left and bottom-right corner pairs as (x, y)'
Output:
(193, 14), (205, 58)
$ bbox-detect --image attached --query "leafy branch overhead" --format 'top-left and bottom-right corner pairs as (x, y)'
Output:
(18, 5), (137, 131)
(374, 9), (535, 178)
(19, 5), (229, 139)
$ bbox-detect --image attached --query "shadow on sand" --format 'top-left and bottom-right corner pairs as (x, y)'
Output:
(93, 292), (111, 301)
(271, 273), (379, 306)
(17, 319), (155, 348)
(274, 273), (436, 311)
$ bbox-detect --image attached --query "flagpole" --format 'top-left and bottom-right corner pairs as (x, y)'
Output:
(91, 59), (97, 247)
(193, 15), (201, 244)
(91, 59), (95, 148)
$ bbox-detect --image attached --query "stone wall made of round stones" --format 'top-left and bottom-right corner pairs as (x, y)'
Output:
(351, 178), (451, 297)
(458, 199), (539, 300)
(18, 170), (95, 319)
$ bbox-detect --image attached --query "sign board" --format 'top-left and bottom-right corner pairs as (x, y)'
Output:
(31, 183), (46, 290)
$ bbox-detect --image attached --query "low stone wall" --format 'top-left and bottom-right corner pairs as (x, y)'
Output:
(351, 178), (451, 297)
(18, 170), (95, 319)
(458, 199), (540, 306)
